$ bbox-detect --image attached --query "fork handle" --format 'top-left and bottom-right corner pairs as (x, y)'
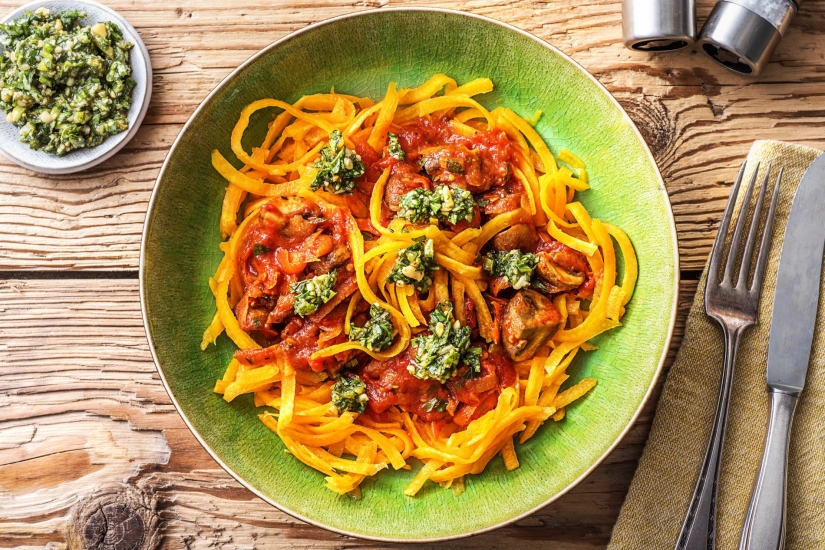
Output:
(738, 390), (799, 550)
(675, 325), (744, 550)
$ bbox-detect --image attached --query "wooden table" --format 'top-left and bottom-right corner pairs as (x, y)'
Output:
(2, 0), (823, 547)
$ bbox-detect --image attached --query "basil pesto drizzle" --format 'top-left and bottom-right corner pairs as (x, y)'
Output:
(0, 8), (135, 156)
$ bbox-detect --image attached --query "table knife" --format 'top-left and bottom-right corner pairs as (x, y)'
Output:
(739, 153), (825, 550)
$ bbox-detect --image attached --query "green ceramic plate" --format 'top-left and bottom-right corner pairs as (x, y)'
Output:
(141, 8), (678, 542)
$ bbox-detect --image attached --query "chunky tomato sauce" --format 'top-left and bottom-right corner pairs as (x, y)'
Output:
(394, 116), (513, 191)
(393, 117), (513, 193)
(358, 349), (516, 423)
(279, 305), (353, 372)
(240, 198), (350, 287)
(234, 195), (353, 344)
(232, 114), (587, 425)
(351, 116), (515, 230)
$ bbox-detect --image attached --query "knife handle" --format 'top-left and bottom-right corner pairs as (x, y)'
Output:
(739, 389), (799, 550)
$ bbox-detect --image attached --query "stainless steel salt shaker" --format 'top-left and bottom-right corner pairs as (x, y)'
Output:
(698, 0), (800, 75)
(622, 0), (697, 52)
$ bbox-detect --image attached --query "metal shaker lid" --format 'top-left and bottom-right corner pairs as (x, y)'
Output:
(622, 0), (697, 52)
(698, 0), (799, 75)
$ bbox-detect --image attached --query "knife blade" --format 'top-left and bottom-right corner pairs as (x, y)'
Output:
(767, 153), (825, 394)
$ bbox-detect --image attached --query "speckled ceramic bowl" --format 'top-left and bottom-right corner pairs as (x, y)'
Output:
(141, 8), (678, 542)
(0, 0), (151, 174)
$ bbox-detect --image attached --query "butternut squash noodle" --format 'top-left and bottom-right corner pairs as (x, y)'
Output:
(203, 75), (638, 498)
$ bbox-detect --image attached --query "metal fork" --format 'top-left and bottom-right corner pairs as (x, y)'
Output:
(675, 161), (783, 550)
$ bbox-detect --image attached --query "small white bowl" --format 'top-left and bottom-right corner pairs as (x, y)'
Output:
(0, 0), (151, 174)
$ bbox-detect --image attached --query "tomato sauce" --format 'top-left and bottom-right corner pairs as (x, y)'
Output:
(486, 295), (508, 346)
(359, 350), (450, 422)
(234, 196), (354, 362)
(350, 116), (524, 230)
(280, 305), (351, 372)
(462, 294), (477, 330)
(359, 349), (516, 423)
(240, 199), (345, 289)
(351, 136), (383, 193)
(393, 116), (513, 194)
(230, 115), (536, 426)
(448, 353), (517, 426)
(480, 179), (526, 216)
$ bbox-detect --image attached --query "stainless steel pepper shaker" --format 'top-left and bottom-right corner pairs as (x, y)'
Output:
(698, 0), (800, 75)
(622, 0), (697, 52)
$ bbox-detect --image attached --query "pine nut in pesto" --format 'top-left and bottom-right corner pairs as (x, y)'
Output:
(0, 8), (136, 156)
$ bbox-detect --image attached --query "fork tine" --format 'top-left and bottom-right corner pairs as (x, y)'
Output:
(722, 162), (760, 285)
(708, 161), (748, 286)
(737, 165), (771, 288)
(751, 167), (783, 293)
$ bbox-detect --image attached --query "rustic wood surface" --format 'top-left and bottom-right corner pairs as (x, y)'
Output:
(1, 0), (823, 547)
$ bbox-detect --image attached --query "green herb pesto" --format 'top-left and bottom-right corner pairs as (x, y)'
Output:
(397, 184), (475, 225)
(409, 301), (482, 383)
(311, 129), (365, 194)
(387, 131), (405, 160)
(396, 187), (432, 223)
(331, 374), (368, 414)
(349, 304), (394, 352)
(483, 249), (538, 290)
(386, 237), (438, 292)
(290, 270), (337, 317)
(444, 159), (464, 174)
(432, 184), (474, 224)
(0, 8), (135, 156)
(421, 397), (448, 413)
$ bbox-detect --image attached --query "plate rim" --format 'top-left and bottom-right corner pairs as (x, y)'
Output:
(0, 0), (152, 175)
(139, 7), (680, 543)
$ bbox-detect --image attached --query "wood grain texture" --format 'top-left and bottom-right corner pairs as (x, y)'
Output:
(0, 278), (696, 548)
(2, 0), (821, 545)
(0, 0), (823, 270)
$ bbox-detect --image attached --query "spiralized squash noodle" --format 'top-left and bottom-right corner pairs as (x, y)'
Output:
(204, 75), (637, 498)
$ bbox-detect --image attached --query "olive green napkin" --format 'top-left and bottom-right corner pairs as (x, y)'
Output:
(609, 140), (825, 549)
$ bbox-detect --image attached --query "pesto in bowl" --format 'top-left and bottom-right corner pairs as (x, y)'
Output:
(0, 7), (135, 156)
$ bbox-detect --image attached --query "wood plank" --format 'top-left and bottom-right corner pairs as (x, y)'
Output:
(0, 0), (823, 270)
(0, 277), (697, 547)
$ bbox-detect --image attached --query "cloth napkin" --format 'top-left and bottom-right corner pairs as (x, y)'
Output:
(609, 140), (825, 549)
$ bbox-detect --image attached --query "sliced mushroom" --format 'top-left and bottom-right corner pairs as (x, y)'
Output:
(266, 291), (296, 326)
(307, 245), (351, 275)
(480, 182), (524, 215)
(536, 249), (587, 293)
(501, 289), (563, 361)
(419, 145), (488, 192)
(384, 163), (430, 211)
(491, 223), (538, 252)
(261, 196), (318, 240)
(235, 292), (276, 336)
(488, 276), (511, 297)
